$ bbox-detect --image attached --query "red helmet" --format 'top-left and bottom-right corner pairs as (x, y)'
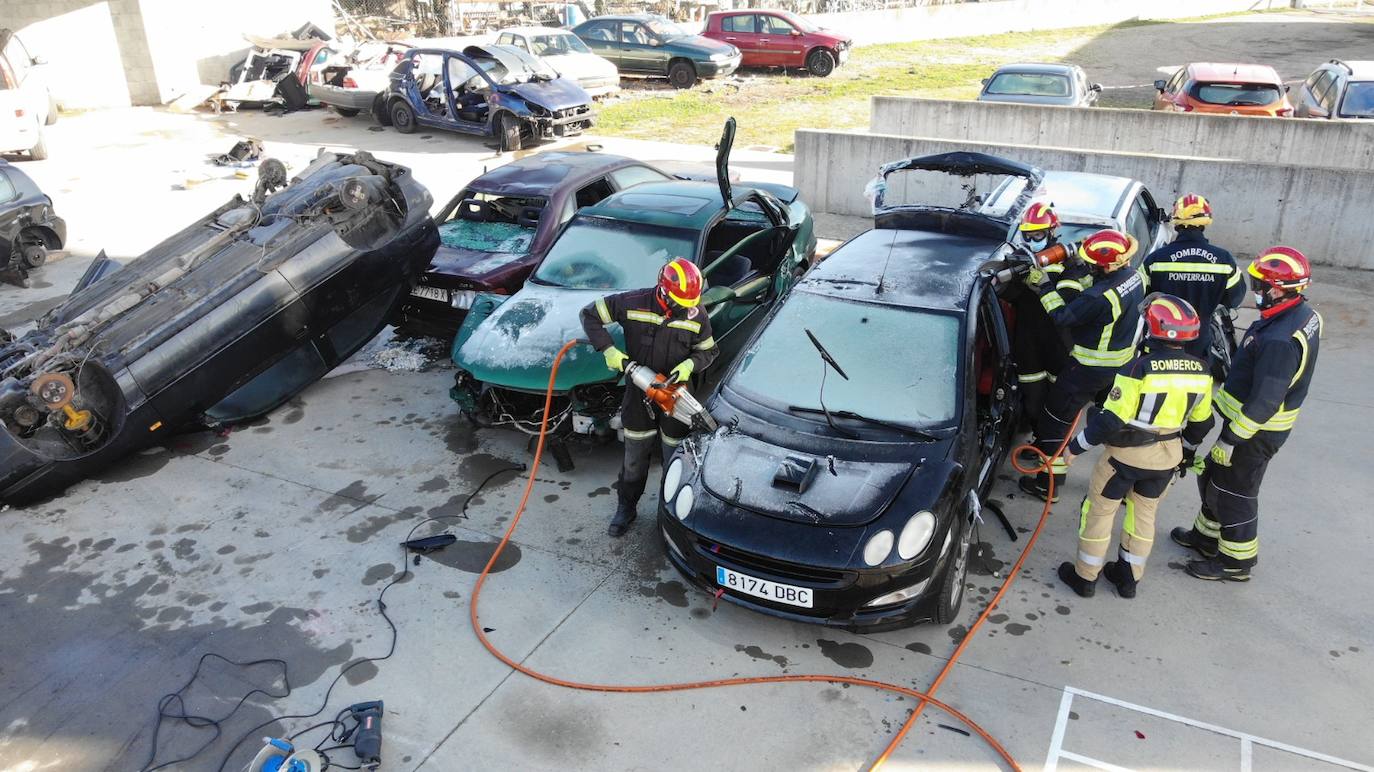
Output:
(658, 257), (703, 308)
(1019, 202), (1060, 238)
(1078, 229), (1138, 271)
(1143, 293), (1201, 343)
(1171, 193), (1213, 227)
(1247, 246), (1311, 294)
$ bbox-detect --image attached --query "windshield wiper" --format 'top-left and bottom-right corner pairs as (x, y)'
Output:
(800, 328), (857, 439)
(786, 406), (939, 441)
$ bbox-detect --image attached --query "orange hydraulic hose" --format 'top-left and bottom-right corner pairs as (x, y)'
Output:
(467, 340), (1026, 769)
(867, 418), (1080, 771)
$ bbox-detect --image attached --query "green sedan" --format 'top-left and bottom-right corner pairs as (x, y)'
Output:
(449, 121), (815, 469)
(571, 14), (742, 89)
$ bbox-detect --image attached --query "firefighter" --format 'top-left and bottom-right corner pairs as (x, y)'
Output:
(1171, 247), (1320, 581)
(580, 257), (718, 538)
(1138, 194), (1244, 365)
(1056, 294), (1214, 599)
(1020, 229), (1146, 501)
(1009, 202), (1091, 424)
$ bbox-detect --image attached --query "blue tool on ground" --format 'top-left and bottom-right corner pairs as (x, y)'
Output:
(246, 738), (323, 772)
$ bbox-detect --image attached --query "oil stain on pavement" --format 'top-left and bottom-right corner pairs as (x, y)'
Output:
(817, 638), (874, 669)
(422, 538), (522, 573)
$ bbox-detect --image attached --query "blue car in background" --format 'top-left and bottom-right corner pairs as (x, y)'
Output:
(379, 44), (595, 151)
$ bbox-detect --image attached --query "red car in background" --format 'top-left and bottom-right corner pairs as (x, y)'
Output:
(1152, 62), (1294, 117)
(703, 10), (852, 77)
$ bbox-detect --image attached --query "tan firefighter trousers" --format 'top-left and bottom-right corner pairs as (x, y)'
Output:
(1075, 439), (1181, 581)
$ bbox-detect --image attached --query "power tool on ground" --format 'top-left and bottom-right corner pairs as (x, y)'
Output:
(246, 738), (323, 772)
(624, 362), (718, 432)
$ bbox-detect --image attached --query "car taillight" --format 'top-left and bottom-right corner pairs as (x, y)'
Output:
(14, 108), (23, 118)
(1179, 103), (1193, 112)
(1277, 107), (1293, 117)
(343, 77), (358, 88)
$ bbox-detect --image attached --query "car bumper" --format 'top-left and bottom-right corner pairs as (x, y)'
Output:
(393, 293), (466, 341)
(531, 106), (596, 139)
(578, 79), (621, 99)
(659, 508), (944, 632)
(697, 56), (742, 79)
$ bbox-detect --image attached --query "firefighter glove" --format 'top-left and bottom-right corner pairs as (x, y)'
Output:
(1179, 445), (1197, 478)
(603, 346), (629, 373)
(1208, 440), (1235, 467)
(669, 360), (695, 384)
(1024, 265), (1048, 289)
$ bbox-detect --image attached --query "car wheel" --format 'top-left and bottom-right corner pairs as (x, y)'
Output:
(19, 241), (48, 270)
(497, 113), (522, 152)
(334, 106), (361, 118)
(373, 93), (393, 126)
(390, 99), (418, 134)
(806, 49), (836, 78)
(45, 94), (59, 125)
(934, 511), (974, 625)
(29, 129), (49, 161)
(668, 60), (697, 90)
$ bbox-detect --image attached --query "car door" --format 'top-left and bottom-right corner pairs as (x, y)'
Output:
(757, 14), (804, 68)
(1295, 69), (1325, 118)
(1123, 190), (1155, 263)
(719, 14), (760, 65)
(1317, 72), (1342, 119)
(444, 54), (487, 134)
(576, 21), (620, 67)
(619, 21), (667, 75)
(973, 281), (1016, 493)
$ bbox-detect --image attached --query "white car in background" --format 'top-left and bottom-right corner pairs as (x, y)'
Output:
(494, 27), (619, 98)
(0, 29), (56, 160)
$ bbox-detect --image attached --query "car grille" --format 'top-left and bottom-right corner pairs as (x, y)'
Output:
(555, 105), (592, 120)
(695, 538), (851, 586)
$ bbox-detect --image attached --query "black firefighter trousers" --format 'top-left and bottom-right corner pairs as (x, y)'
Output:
(1033, 360), (1118, 483)
(618, 387), (689, 510)
(1188, 428), (1286, 569)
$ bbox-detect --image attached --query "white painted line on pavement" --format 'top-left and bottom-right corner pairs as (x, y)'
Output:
(1042, 688), (1075, 772)
(1057, 750), (1136, 772)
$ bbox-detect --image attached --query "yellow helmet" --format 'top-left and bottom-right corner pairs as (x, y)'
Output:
(1171, 193), (1213, 227)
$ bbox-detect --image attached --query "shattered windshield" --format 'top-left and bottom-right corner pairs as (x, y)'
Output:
(729, 292), (961, 426)
(532, 217), (695, 290)
(877, 167), (1029, 217)
(439, 192), (545, 254)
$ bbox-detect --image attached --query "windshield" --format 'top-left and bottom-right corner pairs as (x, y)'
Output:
(1191, 81), (1280, 106)
(986, 72), (1071, 97)
(730, 292), (961, 426)
(1340, 81), (1374, 118)
(531, 33), (592, 56)
(779, 11), (818, 32)
(533, 217), (696, 289)
(645, 18), (687, 40)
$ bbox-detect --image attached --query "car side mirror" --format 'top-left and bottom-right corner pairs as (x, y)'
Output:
(650, 38), (661, 47)
(790, 30), (801, 37)
(1153, 79), (1166, 91)
(701, 285), (736, 307)
(1284, 84), (1291, 93)
(30, 55), (47, 65)
(1091, 82), (1103, 92)
(980, 78), (989, 86)
(1156, 207), (1168, 223)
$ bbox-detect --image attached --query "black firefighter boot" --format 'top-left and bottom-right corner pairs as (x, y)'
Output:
(608, 476), (647, 538)
(1185, 556), (1251, 583)
(1102, 558), (1138, 599)
(1057, 562), (1096, 598)
(1170, 526), (1219, 558)
(1019, 472), (1063, 504)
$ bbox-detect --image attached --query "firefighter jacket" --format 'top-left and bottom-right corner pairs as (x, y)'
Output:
(1039, 266), (1144, 369)
(1072, 347), (1215, 451)
(1138, 230), (1244, 357)
(580, 288), (719, 377)
(1028, 244), (1091, 312)
(1216, 299), (1321, 445)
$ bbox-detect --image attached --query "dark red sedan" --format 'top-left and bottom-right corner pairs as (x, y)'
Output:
(703, 10), (852, 77)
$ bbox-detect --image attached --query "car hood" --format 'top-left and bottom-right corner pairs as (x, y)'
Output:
(454, 282), (614, 391)
(668, 35), (737, 57)
(543, 53), (617, 79)
(698, 430), (916, 527)
(425, 244), (534, 289)
(500, 78), (591, 111)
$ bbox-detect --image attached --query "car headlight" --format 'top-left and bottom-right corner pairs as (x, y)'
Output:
(711, 52), (731, 62)
(864, 578), (931, 607)
(674, 485), (694, 521)
(663, 457), (684, 502)
(862, 529), (893, 567)
(897, 511), (937, 560)
(450, 290), (477, 310)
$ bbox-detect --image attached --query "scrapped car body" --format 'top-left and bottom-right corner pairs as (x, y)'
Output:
(977, 62), (1101, 107)
(449, 121), (816, 465)
(382, 45), (594, 151)
(309, 41), (409, 116)
(571, 14), (741, 89)
(0, 158), (66, 287)
(660, 152), (1039, 631)
(495, 27), (620, 99)
(1153, 62), (1293, 117)
(0, 151), (439, 504)
(395, 151), (674, 340)
(703, 10), (852, 78)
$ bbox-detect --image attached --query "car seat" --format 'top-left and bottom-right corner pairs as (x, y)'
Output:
(705, 252), (754, 288)
(416, 72), (438, 96)
(517, 206), (543, 229)
(456, 89), (488, 122)
(458, 199), (493, 222)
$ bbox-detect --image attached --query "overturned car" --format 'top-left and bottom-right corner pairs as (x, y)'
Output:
(0, 151), (438, 504)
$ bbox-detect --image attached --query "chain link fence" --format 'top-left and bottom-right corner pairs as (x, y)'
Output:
(333, 0), (975, 37)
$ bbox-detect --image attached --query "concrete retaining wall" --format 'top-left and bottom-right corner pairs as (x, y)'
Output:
(807, 0), (1284, 48)
(793, 129), (1374, 268)
(870, 97), (1374, 171)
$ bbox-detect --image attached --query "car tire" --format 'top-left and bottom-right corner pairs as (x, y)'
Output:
(497, 112), (522, 152)
(19, 241), (48, 270)
(334, 106), (361, 118)
(668, 60), (697, 90)
(45, 94), (59, 125)
(372, 94), (393, 126)
(390, 99), (418, 134)
(934, 509), (975, 625)
(806, 49), (836, 78)
(29, 130), (49, 161)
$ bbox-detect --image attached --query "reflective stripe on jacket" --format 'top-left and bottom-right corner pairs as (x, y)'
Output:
(580, 287), (718, 376)
(1042, 267), (1144, 369)
(1078, 348), (1215, 449)
(1218, 301), (1321, 442)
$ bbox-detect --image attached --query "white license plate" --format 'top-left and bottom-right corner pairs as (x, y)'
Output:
(716, 566), (812, 608)
(410, 285), (448, 303)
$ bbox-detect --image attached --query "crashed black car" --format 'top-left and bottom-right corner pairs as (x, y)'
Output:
(0, 151), (438, 504)
(660, 152), (1039, 631)
(0, 158), (66, 288)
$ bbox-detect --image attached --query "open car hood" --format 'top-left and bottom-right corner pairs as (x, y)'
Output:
(502, 78), (592, 112)
(872, 151), (1043, 241)
(454, 283), (614, 392)
(699, 430), (913, 527)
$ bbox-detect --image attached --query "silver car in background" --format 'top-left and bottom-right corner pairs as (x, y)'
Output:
(977, 62), (1102, 108)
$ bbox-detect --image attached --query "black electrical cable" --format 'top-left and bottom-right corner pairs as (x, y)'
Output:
(137, 464), (526, 772)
